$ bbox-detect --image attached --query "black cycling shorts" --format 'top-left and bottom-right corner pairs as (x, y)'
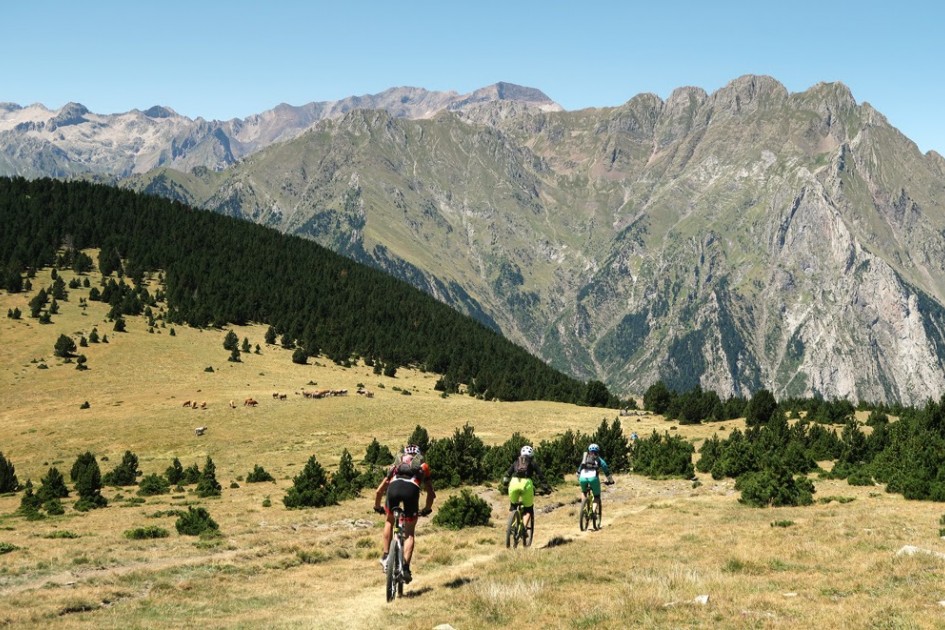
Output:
(386, 478), (421, 518)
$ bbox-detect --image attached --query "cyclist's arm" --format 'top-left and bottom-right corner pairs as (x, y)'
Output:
(599, 456), (611, 476)
(373, 469), (392, 509)
(421, 465), (436, 511)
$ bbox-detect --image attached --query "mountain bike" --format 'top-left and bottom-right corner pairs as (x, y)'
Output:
(579, 487), (602, 531)
(385, 507), (408, 602)
(505, 500), (534, 548)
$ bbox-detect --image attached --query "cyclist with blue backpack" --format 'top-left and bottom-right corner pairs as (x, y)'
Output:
(577, 443), (614, 514)
(373, 444), (435, 584)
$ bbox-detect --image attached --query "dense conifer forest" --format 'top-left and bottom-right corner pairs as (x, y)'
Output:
(0, 176), (616, 405)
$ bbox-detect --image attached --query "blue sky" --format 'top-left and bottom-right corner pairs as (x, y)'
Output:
(3, 1), (943, 154)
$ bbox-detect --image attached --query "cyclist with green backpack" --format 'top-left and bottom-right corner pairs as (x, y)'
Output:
(578, 443), (614, 514)
(503, 445), (547, 532)
(373, 444), (435, 584)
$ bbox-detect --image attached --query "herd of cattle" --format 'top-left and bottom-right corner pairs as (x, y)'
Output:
(182, 386), (375, 437)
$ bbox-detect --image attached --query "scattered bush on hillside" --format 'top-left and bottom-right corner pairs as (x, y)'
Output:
(103, 450), (140, 486)
(0, 542), (18, 555)
(0, 452), (20, 493)
(744, 389), (778, 427)
(632, 431), (695, 479)
(591, 418), (631, 473)
(534, 429), (589, 484)
(407, 425), (430, 454)
(175, 507), (219, 536)
(180, 463), (202, 486)
(291, 348), (307, 365)
(432, 489), (491, 529)
(284, 455), (335, 509)
(125, 526), (169, 540)
(137, 474), (171, 496)
(361, 438), (394, 467)
(245, 465), (275, 483)
(736, 465), (815, 507)
(426, 423), (488, 489)
(482, 432), (531, 489)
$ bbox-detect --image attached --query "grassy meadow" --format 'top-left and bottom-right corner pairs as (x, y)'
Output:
(2, 266), (945, 628)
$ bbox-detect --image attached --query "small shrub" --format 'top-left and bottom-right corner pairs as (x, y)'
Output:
(0, 542), (18, 554)
(137, 474), (171, 496)
(432, 489), (491, 529)
(736, 466), (815, 507)
(79, 401), (90, 409)
(246, 464), (275, 483)
(771, 520), (795, 528)
(42, 530), (79, 539)
(175, 507), (219, 536)
(125, 526), (170, 540)
(262, 496), (272, 508)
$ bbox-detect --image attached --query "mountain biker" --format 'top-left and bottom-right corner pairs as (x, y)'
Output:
(373, 444), (435, 584)
(503, 445), (547, 532)
(577, 443), (614, 515)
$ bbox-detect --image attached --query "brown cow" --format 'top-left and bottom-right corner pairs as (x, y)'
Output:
(244, 398), (258, 407)
(182, 400), (192, 407)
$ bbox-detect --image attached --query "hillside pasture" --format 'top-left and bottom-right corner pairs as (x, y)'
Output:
(1, 267), (945, 628)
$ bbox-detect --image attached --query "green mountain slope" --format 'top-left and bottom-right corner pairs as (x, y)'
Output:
(123, 76), (945, 404)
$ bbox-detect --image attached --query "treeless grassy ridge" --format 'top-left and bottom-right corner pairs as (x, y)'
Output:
(2, 266), (945, 628)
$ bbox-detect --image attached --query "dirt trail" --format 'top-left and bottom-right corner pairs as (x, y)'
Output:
(306, 475), (733, 627)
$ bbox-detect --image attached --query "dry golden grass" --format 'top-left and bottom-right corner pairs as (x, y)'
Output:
(2, 266), (945, 628)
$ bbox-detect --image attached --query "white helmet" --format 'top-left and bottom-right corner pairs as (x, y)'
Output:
(588, 443), (601, 453)
(520, 445), (534, 457)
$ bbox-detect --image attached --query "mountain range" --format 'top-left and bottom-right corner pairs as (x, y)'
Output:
(5, 76), (945, 405)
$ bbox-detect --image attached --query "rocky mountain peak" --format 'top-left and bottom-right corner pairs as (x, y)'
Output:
(143, 105), (177, 119)
(48, 102), (90, 130)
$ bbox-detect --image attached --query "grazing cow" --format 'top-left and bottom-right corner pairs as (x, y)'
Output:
(244, 398), (258, 407)
(272, 392), (279, 399)
(182, 400), (191, 407)
(229, 400), (236, 409)
(194, 426), (207, 436)
(279, 393), (287, 400)
(200, 402), (207, 409)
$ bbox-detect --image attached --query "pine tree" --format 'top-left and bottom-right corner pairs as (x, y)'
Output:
(332, 449), (361, 500)
(54, 334), (76, 358)
(196, 456), (222, 497)
(283, 455), (335, 508)
(103, 450), (140, 486)
(265, 326), (276, 345)
(241, 337), (251, 353)
(37, 467), (69, 501)
(223, 330), (239, 352)
(165, 457), (184, 485)
(0, 452), (20, 493)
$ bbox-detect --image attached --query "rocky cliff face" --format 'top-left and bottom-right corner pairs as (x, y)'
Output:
(7, 76), (945, 404)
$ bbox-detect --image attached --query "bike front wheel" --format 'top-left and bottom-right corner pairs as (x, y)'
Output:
(579, 494), (591, 531)
(524, 512), (534, 547)
(593, 498), (602, 530)
(506, 511), (518, 548)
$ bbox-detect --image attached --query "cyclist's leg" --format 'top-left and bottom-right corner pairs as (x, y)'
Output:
(590, 476), (602, 510)
(579, 478), (591, 501)
(520, 478), (535, 528)
(381, 491), (396, 556)
(399, 483), (421, 565)
(508, 477), (526, 511)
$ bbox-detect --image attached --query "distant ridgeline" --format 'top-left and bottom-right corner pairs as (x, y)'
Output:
(0, 176), (616, 405)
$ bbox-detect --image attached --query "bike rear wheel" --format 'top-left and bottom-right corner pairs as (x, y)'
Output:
(385, 539), (399, 602)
